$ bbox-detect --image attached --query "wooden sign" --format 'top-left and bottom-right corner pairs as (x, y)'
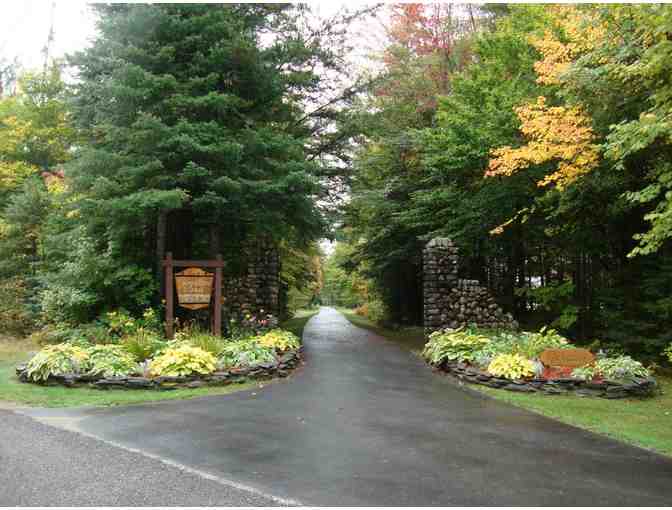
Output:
(540, 348), (595, 369)
(163, 253), (224, 339)
(175, 267), (214, 310)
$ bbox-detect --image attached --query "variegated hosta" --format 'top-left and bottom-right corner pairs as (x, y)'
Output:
(487, 353), (536, 380)
(87, 344), (137, 377)
(25, 344), (90, 382)
(422, 327), (491, 365)
(594, 356), (649, 380)
(257, 329), (300, 352)
(218, 340), (276, 368)
(149, 345), (216, 377)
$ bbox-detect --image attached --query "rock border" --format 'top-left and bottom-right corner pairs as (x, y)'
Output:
(15, 349), (302, 390)
(434, 361), (657, 399)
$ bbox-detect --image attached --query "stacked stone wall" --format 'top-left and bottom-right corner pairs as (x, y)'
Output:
(223, 237), (281, 320)
(423, 237), (516, 335)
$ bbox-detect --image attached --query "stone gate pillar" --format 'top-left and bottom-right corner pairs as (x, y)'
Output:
(423, 237), (517, 336)
(423, 238), (459, 335)
(222, 237), (281, 322)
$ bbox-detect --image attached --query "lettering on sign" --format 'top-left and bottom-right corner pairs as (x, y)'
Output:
(175, 267), (214, 310)
(539, 348), (595, 369)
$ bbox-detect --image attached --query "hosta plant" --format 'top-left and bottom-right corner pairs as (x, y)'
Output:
(25, 344), (90, 382)
(595, 356), (649, 380)
(257, 329), (300, 352)
(86, 345), (138, 377)
(219, 339), (277, 368)
(571, 366), (596, 381)
(422, 327), (490, 365)
(487, 353), (536, 380)
(490, 327), (571, 359)
(149, 345), (216, 377)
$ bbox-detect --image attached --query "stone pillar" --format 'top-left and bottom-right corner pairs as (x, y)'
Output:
(423, 237), (517, 336)
(222, 237), (281, 321)
(423, 238), (459, 335)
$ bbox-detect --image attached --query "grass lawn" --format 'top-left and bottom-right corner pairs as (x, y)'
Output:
(0, 311), (316, 408)
(473, 378), (672, 457)
(338, 308), (672, 457)
(282, 308), (318, 337)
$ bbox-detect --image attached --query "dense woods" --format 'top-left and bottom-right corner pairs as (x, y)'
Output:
(339, 4), (672, 359)
(1, 4), (672, 361)
(0, 4), (359, 331)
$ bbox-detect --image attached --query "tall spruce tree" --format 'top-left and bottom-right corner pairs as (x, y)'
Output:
(67, 4), (333, 270)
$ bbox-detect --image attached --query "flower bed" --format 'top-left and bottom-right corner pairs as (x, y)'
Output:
(15, 348), (301, 390)
(423, 326), (657, 399)
(437, 361), (656, 398)
(16, 320), (303, 390)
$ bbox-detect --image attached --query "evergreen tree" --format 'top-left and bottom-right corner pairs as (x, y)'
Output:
(68, 5), (329, 261)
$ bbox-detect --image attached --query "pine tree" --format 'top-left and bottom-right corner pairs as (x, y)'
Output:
(67, 4), (331, 270)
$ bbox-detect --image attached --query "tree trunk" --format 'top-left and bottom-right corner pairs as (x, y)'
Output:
(156, 210), (167, 296)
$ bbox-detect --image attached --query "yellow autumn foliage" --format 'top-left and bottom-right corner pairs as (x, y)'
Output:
(487, 96), (599, 190)
(529, 6), (607, 86)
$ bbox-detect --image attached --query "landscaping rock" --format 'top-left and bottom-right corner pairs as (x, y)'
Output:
(126, 377), (154, 389)
(433, 361), (655, 399)
(155, 376), (187, 384)
(503, 384), (535, 393)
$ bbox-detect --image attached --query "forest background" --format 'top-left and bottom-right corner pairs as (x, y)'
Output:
(2, 4), (672, 361)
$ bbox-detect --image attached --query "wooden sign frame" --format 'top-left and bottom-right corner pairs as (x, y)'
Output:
(162, 252), (225, 339)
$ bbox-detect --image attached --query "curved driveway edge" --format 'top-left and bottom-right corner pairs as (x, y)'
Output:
(17, 307), (672, 505)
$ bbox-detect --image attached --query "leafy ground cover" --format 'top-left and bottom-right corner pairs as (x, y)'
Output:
(0, 311), (316, 408)
(339, 309), (672, 457)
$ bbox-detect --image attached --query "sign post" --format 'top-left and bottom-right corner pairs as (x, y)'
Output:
(162, 252), (225, 339)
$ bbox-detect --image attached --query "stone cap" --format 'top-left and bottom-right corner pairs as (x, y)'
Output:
(425, 237), (455, 249)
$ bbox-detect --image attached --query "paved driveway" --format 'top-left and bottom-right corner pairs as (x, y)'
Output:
(18, 307), (672, 505)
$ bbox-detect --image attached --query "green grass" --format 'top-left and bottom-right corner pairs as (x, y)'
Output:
(473, 378), (672, 456)
(337, 308), (426, 353)
(0, 312), (317, 409)
(280, 309), (318, 338)
(335, 314), (672, 457)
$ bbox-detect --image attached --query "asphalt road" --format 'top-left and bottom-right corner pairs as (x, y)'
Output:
(0, 409), (285, 506)
(10, 307), (672, 505)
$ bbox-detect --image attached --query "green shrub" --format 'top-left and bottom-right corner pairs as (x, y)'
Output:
(595, 356), (649, 380)
(121, 329), (166, 362)
(149, 345), (216, 377)
(104, 307), (161, 338)
(70, 323), (113, 345)
(28, 322), (113, 346)
(219, 339), (277, 368)
(664, 344), (672, 363)
(0, 277), (34, 335)
(365, 298), (388, 325)
(25, 344), (90, 382)
(487, 353), (536, 380)
(422, 327), (491, 365)
(257, 329), (300, 352)
(86, 344), (138, 377)
(490, 327), (571, 359)
(27, 324), (71, 346)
